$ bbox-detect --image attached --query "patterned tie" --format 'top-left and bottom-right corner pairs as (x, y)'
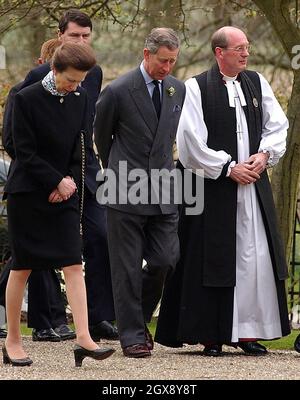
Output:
(152, 80), (161, 118)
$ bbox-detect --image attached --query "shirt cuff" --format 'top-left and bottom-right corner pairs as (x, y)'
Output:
(226, 161), (236, 177)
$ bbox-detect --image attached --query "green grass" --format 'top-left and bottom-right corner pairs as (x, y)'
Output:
(20, 321), (299, 350)
(258, 329), (299, 350)
(21, 324), (32, 336)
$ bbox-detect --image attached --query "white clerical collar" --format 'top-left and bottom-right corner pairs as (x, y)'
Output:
(221, 73), (238, 82)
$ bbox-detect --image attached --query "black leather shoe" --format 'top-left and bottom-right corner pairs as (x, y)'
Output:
(74, 344), (115, 367)
(203, 344), (223, 357)
(32, 328), (61, 342)
(294, 334), (300, 353)
(2, 345), (33, 366)
(89, 321), (119, 341)
(0, 327), (7, 338)
(238, 341), (267, 355)
(122, 343), (151, 358)
(54, 324), (76, 341)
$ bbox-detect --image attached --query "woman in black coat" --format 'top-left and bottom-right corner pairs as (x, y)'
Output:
(3, 42), (114, 366)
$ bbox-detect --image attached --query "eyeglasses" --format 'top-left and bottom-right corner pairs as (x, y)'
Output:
(222, 45), (252, 53)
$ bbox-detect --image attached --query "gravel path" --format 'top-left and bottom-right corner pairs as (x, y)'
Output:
(0, 337), (299, 381)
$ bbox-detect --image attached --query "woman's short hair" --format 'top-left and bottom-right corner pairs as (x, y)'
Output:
(40, 39), (61, 63)
(52, 42), (96, 72)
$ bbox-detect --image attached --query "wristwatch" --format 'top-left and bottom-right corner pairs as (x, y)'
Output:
(261, 149), (272, 167)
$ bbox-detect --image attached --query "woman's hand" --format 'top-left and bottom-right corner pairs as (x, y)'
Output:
(48, 188), (62, 203)
(57, 177), (77, 201)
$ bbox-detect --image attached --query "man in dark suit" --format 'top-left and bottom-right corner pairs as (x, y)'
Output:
(0, 9), (117, 342)
(94, 27), (185, 358)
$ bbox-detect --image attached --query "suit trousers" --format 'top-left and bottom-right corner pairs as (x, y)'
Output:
(27, 269), (66, 329)
(82, 192), (115, 324)
(107, 207), (179, 348)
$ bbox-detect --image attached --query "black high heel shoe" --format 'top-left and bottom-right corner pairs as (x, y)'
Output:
(73, 344), (115, 367)
(2, 345), (33, 366)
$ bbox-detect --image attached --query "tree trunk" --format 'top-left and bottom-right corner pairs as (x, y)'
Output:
(27, 17), (48, 66)
(270, 71), (300, 263)
(253, 0), (300, 264)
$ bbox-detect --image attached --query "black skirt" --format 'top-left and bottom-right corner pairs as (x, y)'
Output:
(7, 191), (82, 270)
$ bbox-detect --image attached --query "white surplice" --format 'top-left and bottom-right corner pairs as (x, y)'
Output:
(177, 73), (288, 340)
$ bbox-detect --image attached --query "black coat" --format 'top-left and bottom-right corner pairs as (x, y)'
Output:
(5, 82), (86, 269)
(3, 63), (102, 195)
(5, 82), (87, 194)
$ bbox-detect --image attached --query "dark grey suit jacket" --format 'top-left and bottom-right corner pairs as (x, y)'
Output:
(94, 67), (185, 215)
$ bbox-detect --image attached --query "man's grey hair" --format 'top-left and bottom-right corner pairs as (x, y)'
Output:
(145, 27), (180, 54)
